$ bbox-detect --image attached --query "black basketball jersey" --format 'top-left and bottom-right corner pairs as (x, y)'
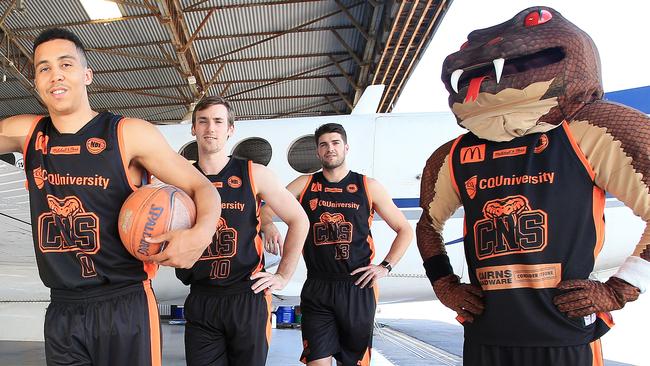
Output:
(176, 158), (263, 289)
(449, 122), (611, 346)
(23, 112), (153, 291)
(299, 171), (374, 276)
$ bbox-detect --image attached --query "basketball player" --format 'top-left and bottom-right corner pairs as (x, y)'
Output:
(261, 123), (413, 366)
(0, 28), (220, 366)
(175, 96), (309, 366)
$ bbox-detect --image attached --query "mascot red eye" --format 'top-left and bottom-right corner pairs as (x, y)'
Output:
(524, 9), (552, 27)
(460, 40), (469, 50)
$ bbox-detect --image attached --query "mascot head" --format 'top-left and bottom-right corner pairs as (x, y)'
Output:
(441, 7), (602, 141)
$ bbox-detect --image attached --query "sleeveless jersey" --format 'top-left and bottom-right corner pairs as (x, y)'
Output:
(300, 171), (374, 276)
(176, 158), (263, 290)
(449, 122), (611, 346)
(23, 112), (154, 291)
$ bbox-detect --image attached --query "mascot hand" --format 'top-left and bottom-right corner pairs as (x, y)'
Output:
(553, 277), (640, 318)
(433, 274), (484, 322)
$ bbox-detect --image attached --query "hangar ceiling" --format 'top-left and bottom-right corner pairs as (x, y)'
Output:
(0, 0), (451, 123)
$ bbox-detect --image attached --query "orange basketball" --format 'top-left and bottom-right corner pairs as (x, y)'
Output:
(118, 183), (196, 261)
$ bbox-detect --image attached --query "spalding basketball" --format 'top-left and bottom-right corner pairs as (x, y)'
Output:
(118, 183), (196, 261)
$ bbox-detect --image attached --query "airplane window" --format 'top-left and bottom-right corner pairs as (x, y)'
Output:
(179, 141), (198, 163)
(288, 135), (320, 173)
(232, 138), (272, 166)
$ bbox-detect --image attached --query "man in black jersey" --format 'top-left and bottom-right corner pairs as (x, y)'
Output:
(176, 96), (309, 366)
(261, 123), (413, 366)
(0, 28), (220, 366)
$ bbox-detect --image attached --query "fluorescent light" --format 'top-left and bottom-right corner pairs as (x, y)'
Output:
(80, 0), (123, 20)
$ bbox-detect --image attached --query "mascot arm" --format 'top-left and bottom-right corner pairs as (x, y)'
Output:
(417, 140), (462, 283)
(570, 101), (650, 292)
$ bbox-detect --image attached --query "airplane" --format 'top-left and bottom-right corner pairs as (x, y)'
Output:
(0, 86), (644, 343)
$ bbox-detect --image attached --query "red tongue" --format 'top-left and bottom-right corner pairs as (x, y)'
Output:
(464, 76), (487, 103)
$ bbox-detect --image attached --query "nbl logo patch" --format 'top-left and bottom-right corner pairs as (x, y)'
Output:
(474, 195), (547, 260)
(86, 138), (106, 154)
(309, 198), (318, 211)
(227, 176), (242, 188)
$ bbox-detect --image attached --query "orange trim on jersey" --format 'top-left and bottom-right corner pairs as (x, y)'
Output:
(448, 135), (464, 195)
(596, 311), (615, 328)
(265, 292), (273, 347)
(117, 118), (138, 192)
(358, 347), (371, 366)
(590, 339), (604, 366)
(562, 121), (595, 180)
(298, 175), (313, 204)
(592, 187), (606, 260)
(249, 160), (265, 275)
(363, 175), (376, 261)
(22, 115), (44, 158)
(143, 261), (158, 280)
(22, 115), (44, 190)
(143, 280), (162, 366)
(247, 160), (257, 196)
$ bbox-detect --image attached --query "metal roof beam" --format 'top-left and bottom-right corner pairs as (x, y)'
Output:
(328, 55), (358, 90)
(229, 93), (338, 102)
(326, 77), (353, 110)
(330, 29), (363, 67)
(196, 25), (355, 41)
(333, 0), (370, 41)
(274, 98), (340, 118)
(354, 0), (383, 104)
(158, 0), (206, 100)
(0, 7), (42, 105)
(184, 0), (323, 12)
(201, 51), (348, 64)
(110, 0), (160, 12)
(201, 1), (365, 63)
(324, 95), (342, 114)
(92, 65), (177, 75)
(180, 9), (215, 52)
(91, 83), (188, 102)
(225, 56), (352, 99)
(86, 48), (178, 65)
(383, 0), (445, 111)
(11, 14), (159, 33)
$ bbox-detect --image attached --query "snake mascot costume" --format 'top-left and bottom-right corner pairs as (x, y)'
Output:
(417, 6), (650, 366)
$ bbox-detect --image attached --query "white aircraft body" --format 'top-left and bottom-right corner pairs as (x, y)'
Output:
(0, 101), (644, 341)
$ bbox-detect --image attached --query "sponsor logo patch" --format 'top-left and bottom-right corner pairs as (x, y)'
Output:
(534, 134), (549, 153)
(35, 132), (49, 154)
(50, 145), (81, 155)
(460, 144), (485, 164)
(310, 182), (322, 192)
(493, 146), (527, 159)
(346, 184), (358, 193)
(86, 138), (106, 154)
(324, 187), (342, 193)
(227, 175), (242, 188)
(476, 263), (561, 291)
(465, 175), (477, 199)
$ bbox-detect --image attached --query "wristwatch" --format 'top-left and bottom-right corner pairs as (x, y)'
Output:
(380, 260), (392, 273)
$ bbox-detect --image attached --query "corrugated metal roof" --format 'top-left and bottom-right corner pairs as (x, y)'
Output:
(0, 0), (450, 122)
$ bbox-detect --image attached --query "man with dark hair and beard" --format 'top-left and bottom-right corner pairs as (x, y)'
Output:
(261, 123), (412, 366)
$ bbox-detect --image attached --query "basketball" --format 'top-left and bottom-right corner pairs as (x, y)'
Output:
(118, 183), (197, 261)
